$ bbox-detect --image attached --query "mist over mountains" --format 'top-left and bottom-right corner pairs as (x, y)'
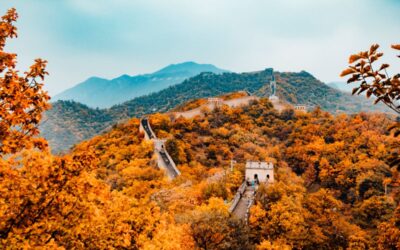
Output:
(327, 82), (354, 93)
(53, 62), (227, 108)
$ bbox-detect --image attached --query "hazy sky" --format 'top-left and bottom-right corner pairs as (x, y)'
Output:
(2, 0), (400, 95)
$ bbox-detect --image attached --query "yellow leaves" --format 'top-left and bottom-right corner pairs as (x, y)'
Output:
(391, 44), (400, 50)
(379, 63), (390, 71)
(0, 8), (18, 50)
(26, 58), (49, 80)
(212, 127), (231, 138)
(349, 54), (362, 64)
(377, 208), (400, 249)
(266, 195), (307, 241)
(341, 43), (400, 117)
(141, 216), (195, 250)
(3, 8), (18, 23)
(224, 169), (243, 196)
(0, 146), (155, 249)
(149, 113), (171, 136)
(257, 240), (291, 250)
(221, 91), (249, 100)
(249, 204), (266, 226)
(369, 44), (380, 55)
(197, 197), (229, 216)
(0, 9), (50, 155)
(347, 232), (370, 250)
(174, 98), (208, 112)
(348, 51), (370, 64)
(318, 157), (331, 179)
(165, 138), (187, 165)
(180, 196), (250, 249)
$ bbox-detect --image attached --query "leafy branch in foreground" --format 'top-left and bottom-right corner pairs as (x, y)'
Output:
(340, 44), (400, 114)
(341, 44), (400, 170)
(0, 8), (51, 155)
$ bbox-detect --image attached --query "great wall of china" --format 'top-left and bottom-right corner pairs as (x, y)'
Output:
(140, 94), (288, 221)
(140, 118), (181, 179)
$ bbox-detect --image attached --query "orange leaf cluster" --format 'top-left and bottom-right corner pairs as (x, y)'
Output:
(0, 8), (50, 155)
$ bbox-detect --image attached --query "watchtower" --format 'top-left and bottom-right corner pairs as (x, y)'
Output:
(269, 70), (279, 101)
(294, 105), (307, 113)
(207, 97), (223, 104)
(245, 161), (274, 185)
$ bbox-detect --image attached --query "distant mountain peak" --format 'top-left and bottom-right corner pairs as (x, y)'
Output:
(153, 61), (227, 75)
(53, 62), (228, 108)
(86, 76), (105, 82)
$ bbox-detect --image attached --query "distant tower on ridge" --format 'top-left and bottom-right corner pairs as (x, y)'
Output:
(269, 69), (279, 101)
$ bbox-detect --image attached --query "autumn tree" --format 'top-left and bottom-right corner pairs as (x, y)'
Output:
(0, 8), (149, 248)
(341, 44), (400, 114)
(341, 45), (400, 249)
(141, 215), (195, 250)
(0, 8), (50, 155)
(179, 198), (252, 250)
(341, 43), (400, 169)
(377, 205), (400, 250)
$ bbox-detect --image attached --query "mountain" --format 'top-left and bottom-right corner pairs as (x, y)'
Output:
(327, 81), (354, 93)
(108, 69), (390, 119)
(52, 62), (228, 108)
(41, 68), (391, 153)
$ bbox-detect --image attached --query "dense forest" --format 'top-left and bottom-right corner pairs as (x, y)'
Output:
(147, 98), (399, 249)
(12, 97), (399, 249)
(42, 69), (390, 153)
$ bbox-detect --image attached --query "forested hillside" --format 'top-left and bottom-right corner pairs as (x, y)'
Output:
(42, 68), (390, 153)
(41, 101), (114, 154)
(110, 69), (388, 119)
(22, 97), (400, 248)
(143, 98), (399, 248)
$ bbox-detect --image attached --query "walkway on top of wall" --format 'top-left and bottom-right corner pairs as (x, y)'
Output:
(230, 183), (256, 223)
(140, 95), (278, 217)
(140, 117), (180, 179)
(171, 96), (259, 119)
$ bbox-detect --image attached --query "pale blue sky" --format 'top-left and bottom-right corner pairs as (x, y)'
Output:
(2, 0), (400, 95)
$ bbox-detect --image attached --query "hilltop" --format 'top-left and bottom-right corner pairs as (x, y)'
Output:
(42, 68), (390, 153)
(52, 62), (227, 108)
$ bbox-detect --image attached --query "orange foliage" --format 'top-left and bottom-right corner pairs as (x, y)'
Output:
(1, 8), (399, 248)
(0, 8), (50, 155)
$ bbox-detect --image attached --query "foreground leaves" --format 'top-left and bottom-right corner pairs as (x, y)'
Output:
(0, 8), (50, 155)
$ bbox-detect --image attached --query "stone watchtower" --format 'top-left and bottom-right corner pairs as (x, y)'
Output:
(294, 104), (307, 113)
(269, 70), (279, 101)
(207, 97), (223, 105)
(245, 161), (274, 185)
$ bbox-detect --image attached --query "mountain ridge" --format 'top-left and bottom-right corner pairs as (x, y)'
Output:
(53, 62), (228, 108)
(42, 68), (391, 153)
